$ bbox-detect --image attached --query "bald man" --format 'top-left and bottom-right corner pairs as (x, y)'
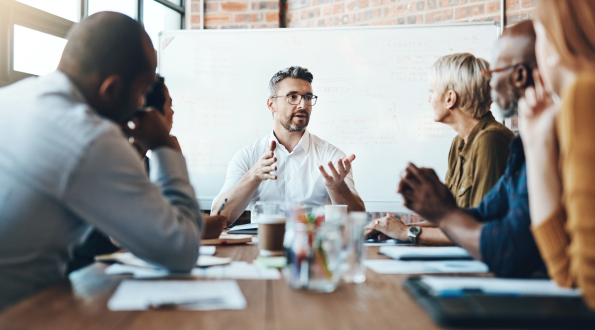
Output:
(374, 21), (546, 278)
(0, 13), (203, 310)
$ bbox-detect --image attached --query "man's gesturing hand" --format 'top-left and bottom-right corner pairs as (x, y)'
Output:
(250, 140), (277, 182)
(319, 154), (356, 189)
(397, 163), (457, 224)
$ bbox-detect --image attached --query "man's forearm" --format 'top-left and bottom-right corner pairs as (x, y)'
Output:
(211, 173), (261, 222)
(327, 182), (366, 212)
(435, 209), (483, 260)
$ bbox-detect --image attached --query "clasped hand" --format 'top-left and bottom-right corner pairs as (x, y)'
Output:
(123, 108), (180, 152)
(398, 163), (457, 224)
(364, 213), (409, 241)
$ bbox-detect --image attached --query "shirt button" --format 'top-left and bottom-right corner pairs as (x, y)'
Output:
(460, 187), (465, 192)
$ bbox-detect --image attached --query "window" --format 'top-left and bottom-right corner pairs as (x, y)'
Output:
(13, 25), (68, 76)
(143, 0), (182, 48)
(16, 0), (81, 22)
(0, 0), (185, 87)
(87, 0), (137, 19)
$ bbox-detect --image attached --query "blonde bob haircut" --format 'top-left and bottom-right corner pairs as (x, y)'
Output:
(429, 53), (492, 119)
(535, 0), (595, 70)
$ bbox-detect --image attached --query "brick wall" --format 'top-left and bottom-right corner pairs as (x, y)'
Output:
(189, 0), (280, 29)
(287, 0), (534, 28)
(189, 0), (534, 30)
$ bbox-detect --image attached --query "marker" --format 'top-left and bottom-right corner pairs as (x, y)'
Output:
(217, 198), (228, 215)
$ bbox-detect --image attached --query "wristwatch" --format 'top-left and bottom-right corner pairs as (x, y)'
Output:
(407, 226), (422, 244)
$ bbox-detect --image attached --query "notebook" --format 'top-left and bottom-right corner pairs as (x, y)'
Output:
(403, 277), (595, 328)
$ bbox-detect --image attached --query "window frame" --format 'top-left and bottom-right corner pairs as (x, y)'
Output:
(0, 0), (79, 87)
(0, 0), (184, 87)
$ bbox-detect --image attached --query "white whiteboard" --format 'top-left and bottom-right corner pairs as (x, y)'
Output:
(159, 23), (500, 212)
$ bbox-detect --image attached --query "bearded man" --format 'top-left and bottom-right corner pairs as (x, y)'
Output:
(212, 66), (365, 222)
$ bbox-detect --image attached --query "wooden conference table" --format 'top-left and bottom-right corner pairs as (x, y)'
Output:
(0, 245), (498, 330)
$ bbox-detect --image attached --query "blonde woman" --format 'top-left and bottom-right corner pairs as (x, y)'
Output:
(520, 0), (595, 309)
(366, 53), (514, 246)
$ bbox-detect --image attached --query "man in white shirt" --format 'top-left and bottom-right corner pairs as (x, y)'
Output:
(0, 13), (205, 310)
(212, 66), (365, 222)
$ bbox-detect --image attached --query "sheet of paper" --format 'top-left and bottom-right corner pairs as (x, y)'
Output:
(106, 261), (281, 280)
(364, 259), (489, 274)
(420, 276), (581, 297)
(364, 240), (415, 246)
(379, 246), (471, 260)
(199, 246), (216, 255)
(108, 280), (246, 311)
(97, 252), (231, 268)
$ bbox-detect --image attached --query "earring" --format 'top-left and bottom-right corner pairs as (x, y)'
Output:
(547, 56), (558, 67)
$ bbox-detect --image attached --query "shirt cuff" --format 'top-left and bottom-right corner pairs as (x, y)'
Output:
(531, 207), (570, 266)
(149, 148), (190, 183)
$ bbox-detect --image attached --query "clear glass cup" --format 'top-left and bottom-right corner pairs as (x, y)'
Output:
(283, 204), (342, 292)
(251, 201), (283, 223)
(340, 212), (367, 283)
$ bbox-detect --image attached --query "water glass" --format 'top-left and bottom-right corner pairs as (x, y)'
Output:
(251, 201), (283, 223)
(283, 204), (342, 292)
(340, 212), (367, 283)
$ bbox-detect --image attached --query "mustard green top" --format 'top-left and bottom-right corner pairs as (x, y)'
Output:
(445, 112), (515, 208)
(531, 73), (595, 310)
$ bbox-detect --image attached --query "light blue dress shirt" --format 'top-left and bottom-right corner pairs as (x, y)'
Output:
(0, 71), (203, 310)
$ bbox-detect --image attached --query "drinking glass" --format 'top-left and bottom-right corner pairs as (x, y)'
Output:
(340, 212), (367, 283)
(251, 201), (283, 223)
(283, 204), (342, 292)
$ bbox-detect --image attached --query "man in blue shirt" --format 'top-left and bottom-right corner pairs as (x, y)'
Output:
(398, 21), (545, 278)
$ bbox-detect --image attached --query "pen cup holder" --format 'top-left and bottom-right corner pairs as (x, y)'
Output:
(283, 205), (342, 292)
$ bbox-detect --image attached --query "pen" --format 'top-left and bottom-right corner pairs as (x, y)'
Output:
(217, 198), (228, 215)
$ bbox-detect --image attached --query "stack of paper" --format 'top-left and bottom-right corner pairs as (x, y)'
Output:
(96, 252), (232, 268)
(420, 276), (581, 297)
(379, 246), (472, 260)
(364, 259), (489, 274)
(106, 261), (281, 280)
(108, 280), (247, 311)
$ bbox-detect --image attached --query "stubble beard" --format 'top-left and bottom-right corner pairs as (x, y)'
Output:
(492, 89), (519, 119)
(280, 113), (309, 132)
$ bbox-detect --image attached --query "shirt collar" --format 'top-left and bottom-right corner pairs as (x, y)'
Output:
(49, 70), (89, 105)
(459, 111), (496, 159)
(269, 129), (311, 154)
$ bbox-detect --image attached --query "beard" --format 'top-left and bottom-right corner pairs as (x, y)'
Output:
(492, 90), (519, 119)
(280, 111), (310, 132)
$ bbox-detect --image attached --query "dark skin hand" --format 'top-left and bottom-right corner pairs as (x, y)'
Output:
(398, 163), (457, 222)
(397, 163), (483, 259)
(123, 108), (181, 152)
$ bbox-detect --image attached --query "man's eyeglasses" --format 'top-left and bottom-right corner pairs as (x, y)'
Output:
(271, 93), (318, 106)
(482, 63), (534, 76)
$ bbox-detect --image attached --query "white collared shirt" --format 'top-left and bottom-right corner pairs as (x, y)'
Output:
(212, 129), (358, 212)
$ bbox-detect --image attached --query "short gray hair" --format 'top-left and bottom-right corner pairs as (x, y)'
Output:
(429, 53), (492, 118)
(268, 66), (314, 96)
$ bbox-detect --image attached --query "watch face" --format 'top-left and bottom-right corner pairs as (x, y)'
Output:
(410, 226), (421, 235)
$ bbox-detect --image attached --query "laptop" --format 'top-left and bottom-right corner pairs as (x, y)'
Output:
(403, 277), (595, 328)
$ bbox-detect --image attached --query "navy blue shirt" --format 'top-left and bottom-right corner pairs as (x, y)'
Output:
(468, 136), (546, 278)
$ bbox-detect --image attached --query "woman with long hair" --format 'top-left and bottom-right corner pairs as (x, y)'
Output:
(520, 0), (595, 309)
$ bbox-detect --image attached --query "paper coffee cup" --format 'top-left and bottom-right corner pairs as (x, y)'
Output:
(258, 215), (286, 257)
